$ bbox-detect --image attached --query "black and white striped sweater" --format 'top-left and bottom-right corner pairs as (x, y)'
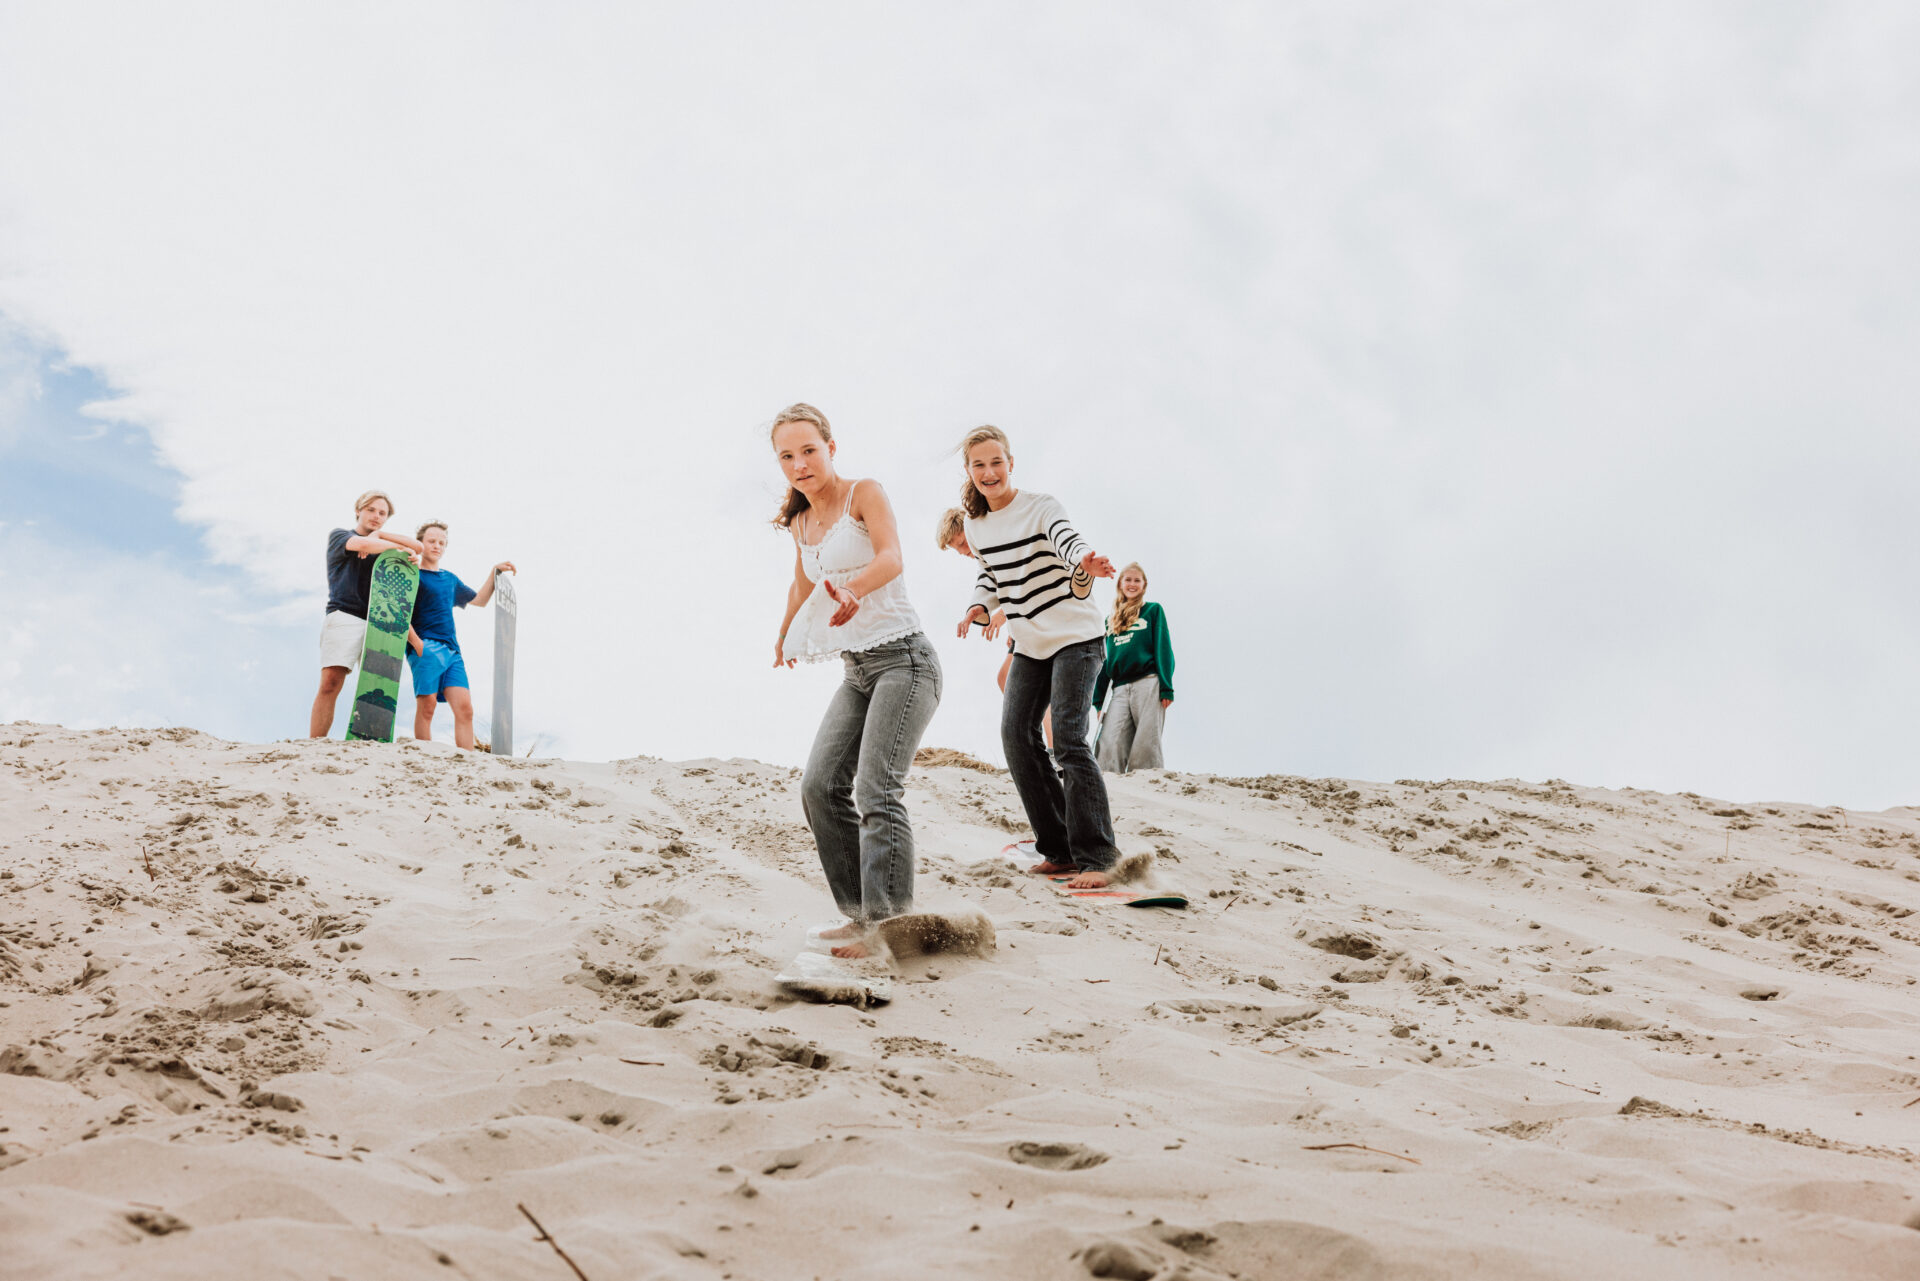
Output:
(964, 490), (1105, 659)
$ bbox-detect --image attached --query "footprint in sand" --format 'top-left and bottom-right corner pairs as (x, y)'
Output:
(1008, 1140), (1108, 1170)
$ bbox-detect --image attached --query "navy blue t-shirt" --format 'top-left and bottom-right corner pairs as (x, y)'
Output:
(412, 569), (478, 646)
(326, 528), (376, 616)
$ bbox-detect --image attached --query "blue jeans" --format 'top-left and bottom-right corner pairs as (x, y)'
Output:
(801, 633), (943, 922)
(1002, 637), (1118, 871)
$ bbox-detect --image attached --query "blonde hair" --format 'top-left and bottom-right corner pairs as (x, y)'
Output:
(956, 425), (1012, 518)
(1108, 562), (1148, 636)
(769, 403), (833, 529)
(416, 520), (448, 541)
(353, 489), (393, 517)
(935, 506), (967, 551)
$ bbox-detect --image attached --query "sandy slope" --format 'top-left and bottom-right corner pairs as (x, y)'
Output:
(1, 723), (1917, 1280)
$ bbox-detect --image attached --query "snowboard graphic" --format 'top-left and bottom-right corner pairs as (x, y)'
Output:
(345, 549), (421, 743)
(490, 570), (517, 756)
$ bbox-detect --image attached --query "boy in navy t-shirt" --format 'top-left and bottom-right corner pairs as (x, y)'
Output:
(406, 520), (516, 750)
(311, 489), (425, 737)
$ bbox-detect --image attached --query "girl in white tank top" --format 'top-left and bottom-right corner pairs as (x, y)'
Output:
(784, 479), (924, 661)
(769, 404), (942, 957)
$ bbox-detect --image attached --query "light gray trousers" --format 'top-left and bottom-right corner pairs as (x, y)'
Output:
(1096, 674), (1165, 773)
(800, 633), (942, 922)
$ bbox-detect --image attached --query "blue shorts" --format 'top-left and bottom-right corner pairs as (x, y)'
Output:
(407, 640), (469, 703)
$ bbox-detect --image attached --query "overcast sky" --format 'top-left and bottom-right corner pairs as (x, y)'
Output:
(2, 3), (1918, 807)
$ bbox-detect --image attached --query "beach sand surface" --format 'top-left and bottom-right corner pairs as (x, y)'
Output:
(2, 724), (1917, 1279)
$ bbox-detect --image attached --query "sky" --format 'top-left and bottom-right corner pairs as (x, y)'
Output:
(2, 2), (1918, 807)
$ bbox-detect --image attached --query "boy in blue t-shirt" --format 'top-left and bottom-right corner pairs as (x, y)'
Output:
(405, 520), (517, 750)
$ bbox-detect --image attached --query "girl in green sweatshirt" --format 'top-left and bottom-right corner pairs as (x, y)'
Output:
(1093, 562), (1174, 773)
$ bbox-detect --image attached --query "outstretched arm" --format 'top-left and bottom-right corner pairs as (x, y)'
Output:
(960, 552), (1002, 638)
(1035, 495), (1112, 580)
(470, 562), (517, 608)
(774, 540), (812, 667)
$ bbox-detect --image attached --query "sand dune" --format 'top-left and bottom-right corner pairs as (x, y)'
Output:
(2, 723), (1917, 1279)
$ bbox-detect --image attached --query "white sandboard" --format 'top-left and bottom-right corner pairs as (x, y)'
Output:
(775, 950), (892, 1007)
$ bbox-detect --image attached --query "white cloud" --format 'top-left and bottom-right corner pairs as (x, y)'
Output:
(0, 529), (306, 736)
(1, 4), (1918, 803)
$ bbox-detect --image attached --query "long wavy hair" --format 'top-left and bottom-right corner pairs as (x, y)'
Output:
(1108, 562), (1148, 636)
(769, 403), (833, 529)
(956, 425), (1012, 518)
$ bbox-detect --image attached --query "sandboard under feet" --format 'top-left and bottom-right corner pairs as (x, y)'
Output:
(1049, 876), (1188, 909)
(775, 950), (892, 1007)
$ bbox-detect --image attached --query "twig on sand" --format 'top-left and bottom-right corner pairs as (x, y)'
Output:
(1555, 1081), (1601, 1096)
(1903, 1095), (1920, 1109)
(449, 956), (480, 961)
(140, 844), (157, 881)
(1221, 894), (1239, 912)
(1082, 978), (1110, 984)
(518, 1203), (592, 1281)
(619, 1058), (664, 1066)
(1302, 1143), (1420, 1165)
(1021, 1006), (1034, 1016)
(1154, 944), (1163, 966)
(304, 1150), (346, 1160)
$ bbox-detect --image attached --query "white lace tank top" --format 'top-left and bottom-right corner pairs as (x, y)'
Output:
(788, 480), (924, 662)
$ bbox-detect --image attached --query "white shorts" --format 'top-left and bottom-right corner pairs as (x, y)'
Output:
(320, 610), (367, 670)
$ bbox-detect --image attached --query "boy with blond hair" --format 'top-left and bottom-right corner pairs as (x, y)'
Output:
(309, 489), (426, 737)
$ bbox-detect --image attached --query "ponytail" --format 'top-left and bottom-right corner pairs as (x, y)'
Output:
(775, 487), (810, 530)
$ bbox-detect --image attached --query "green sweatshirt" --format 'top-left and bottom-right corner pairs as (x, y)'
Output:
(1093, 600), (1175, 708)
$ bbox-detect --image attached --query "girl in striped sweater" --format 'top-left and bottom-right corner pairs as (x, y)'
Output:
(953, 426), (1121, 888)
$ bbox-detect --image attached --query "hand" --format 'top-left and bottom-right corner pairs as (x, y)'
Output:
(1161, 699), (1172, 710)
(1080, 553), (1114, 579)
(409, 636), (424, 655)
(493, 561), (516, 577)
(774, 636), (795, 669)
(823, 579), (862, 627)
(956, 605), (988, 638)
(983, 610), (1006, 642)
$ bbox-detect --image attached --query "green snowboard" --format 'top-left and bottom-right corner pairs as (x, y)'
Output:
(346, 549), (421, 743)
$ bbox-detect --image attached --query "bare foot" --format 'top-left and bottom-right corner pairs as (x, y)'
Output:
(815, 922), (862, 940)
(830, 941), (873, 959)
(1065, 869), (1111, 889)
(1029, 860), (1080, 876)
